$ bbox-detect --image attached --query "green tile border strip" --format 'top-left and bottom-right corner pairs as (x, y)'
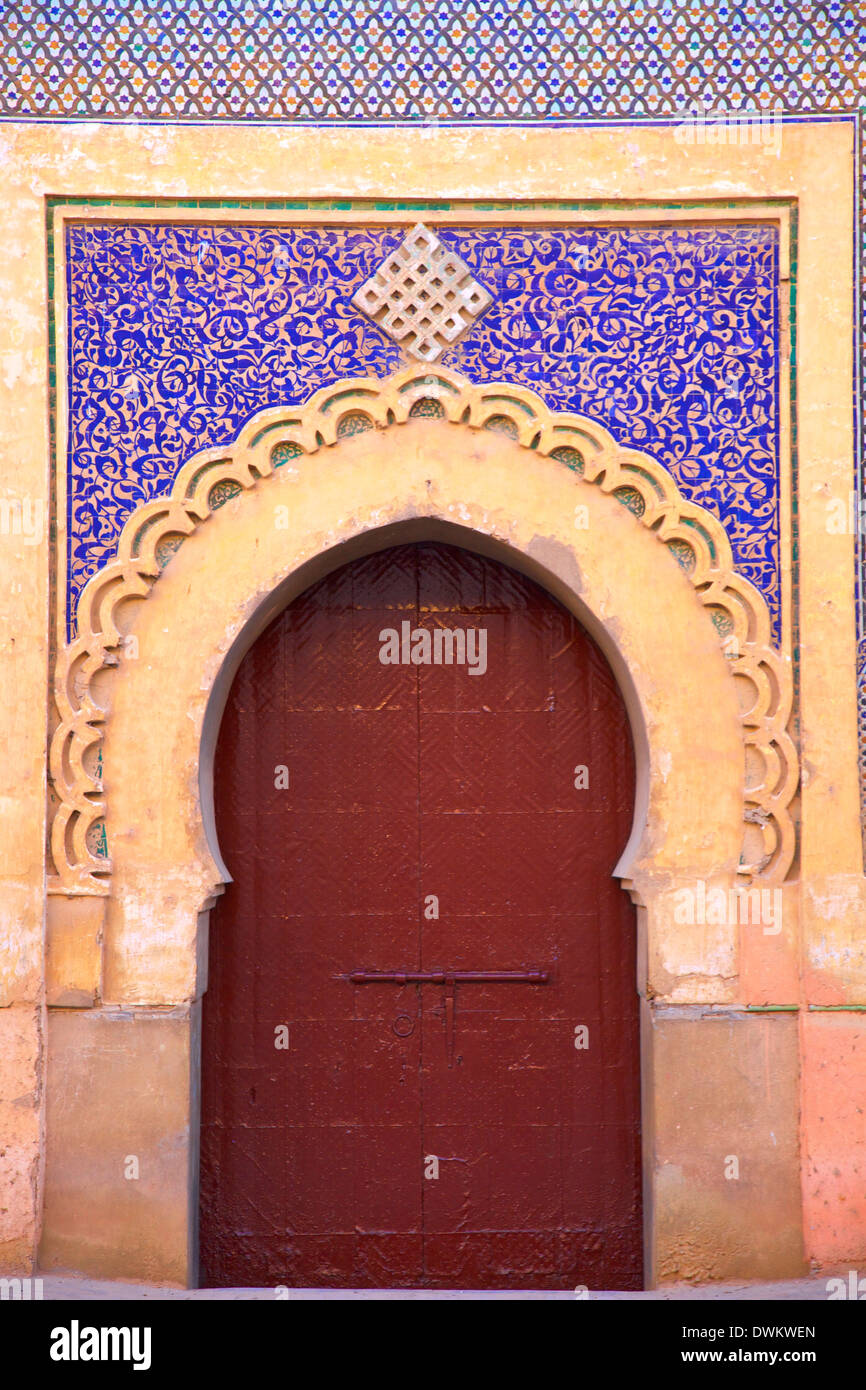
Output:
(746, 1005), (866, 1012)
(46, 195), (796, 214)
(789, 203), (800, 774)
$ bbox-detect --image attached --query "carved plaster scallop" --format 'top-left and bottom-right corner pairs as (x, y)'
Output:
(49, 364), (797, 894)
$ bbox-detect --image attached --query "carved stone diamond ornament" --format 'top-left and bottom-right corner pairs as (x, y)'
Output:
(352, 223), (493, 362)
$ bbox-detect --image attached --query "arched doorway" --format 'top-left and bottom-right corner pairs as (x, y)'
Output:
(199, 539), (641, 1289)
(48, 368), (781, 1288)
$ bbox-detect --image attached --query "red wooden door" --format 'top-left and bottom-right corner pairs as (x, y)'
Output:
(199, 541), (641, 1289)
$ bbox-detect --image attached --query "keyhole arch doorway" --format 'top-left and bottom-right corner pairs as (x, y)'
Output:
(77, 369), (773, 1286)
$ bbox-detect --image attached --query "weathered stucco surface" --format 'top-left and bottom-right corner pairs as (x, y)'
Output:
(39, 1009), (196, 1285)
(0, 120), (861, 1285)
(650, 1010), (805, 1282)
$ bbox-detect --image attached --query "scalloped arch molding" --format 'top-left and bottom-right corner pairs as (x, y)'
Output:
(50, 364), (797, 900)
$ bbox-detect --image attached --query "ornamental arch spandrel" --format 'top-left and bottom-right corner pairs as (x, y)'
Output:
(42, 364), (799, 1284)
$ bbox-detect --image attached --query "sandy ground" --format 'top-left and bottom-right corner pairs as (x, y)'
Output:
(23, 1274), (838, 1300)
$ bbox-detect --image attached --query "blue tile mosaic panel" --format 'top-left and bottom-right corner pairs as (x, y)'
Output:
(64, 218), (780, 640)
(3, 1), (862, 120)
(9, 0), (862, 833)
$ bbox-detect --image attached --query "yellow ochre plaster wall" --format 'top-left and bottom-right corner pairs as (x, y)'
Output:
(0, 120), (862, 1286)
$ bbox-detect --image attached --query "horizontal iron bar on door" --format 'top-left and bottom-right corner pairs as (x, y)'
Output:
(347, 970), (550, 984)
